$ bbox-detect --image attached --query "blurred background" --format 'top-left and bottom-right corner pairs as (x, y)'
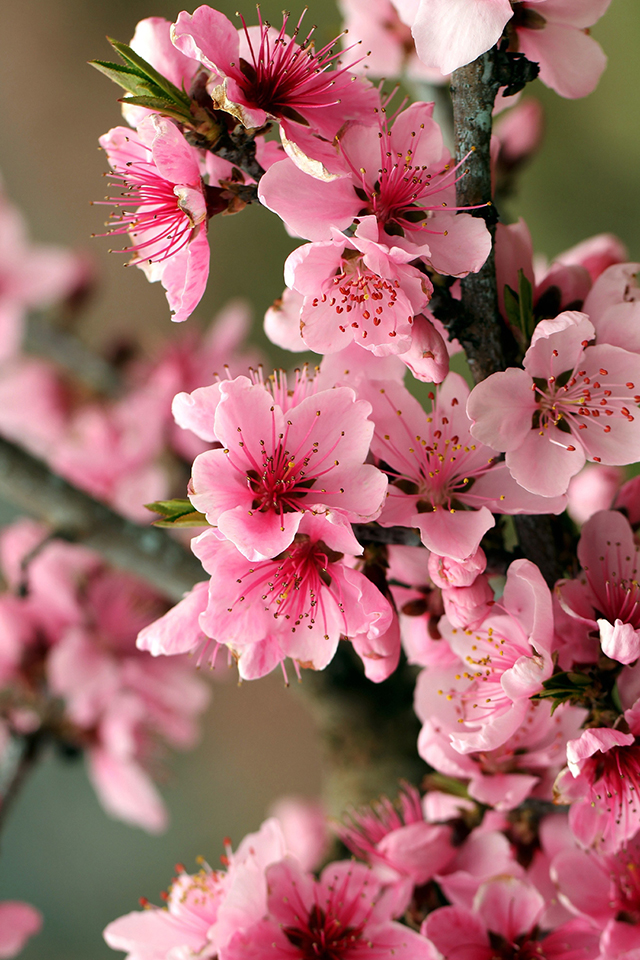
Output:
(0, 0), (638, 956)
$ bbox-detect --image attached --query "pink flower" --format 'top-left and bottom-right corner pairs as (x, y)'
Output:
(98, 116), (209, 322)
(554, 727), (640, 852)
(467, 311), (640, 497)
(0, 902), (42, 959)
(582, 262), (640, 354)
(338, 783), (455, 903)
(423, 876), (599, 960)
(179, 371), (387, 561)
(104, 818), (290, 960)
(170, 7), (378, 151)
(284, 218), (432, 358)
(409, 0), (611, 99)
(0, 191), (83, 359)
(223, 858), (433, 959)
(260, 101), (491, 279)
(557, 510), (640, 664)
(269, 797), (329, 873)
(415, 559), (556, 756)
(337, 0), (446, 82)
(360, 372), (566, 560)
(190, 517), (394, 680)
(566, 464), (622, 526)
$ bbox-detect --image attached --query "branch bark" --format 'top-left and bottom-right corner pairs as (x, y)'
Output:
(0, 437), (203, 602)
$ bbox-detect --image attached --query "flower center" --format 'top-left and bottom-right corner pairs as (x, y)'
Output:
(283, 904), (362, 960)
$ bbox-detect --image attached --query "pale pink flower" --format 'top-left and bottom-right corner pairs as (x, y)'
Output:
(557, 510), (640, 665)
(188, 516), (394, 680)
(180, 371), (387, 561)
(441, 574), (496, 629)
(566, 463), (622, 526)
(170, 7), (378, 157)
(0, 357), (69, 460)
(260, 101), (491, 278)
(555, 234), (628, 285)
(98, 116), (209, 322)
(467, 312), (640, 497)
(338, 0), (446, 82)
(360, 372), (566, 560)
(104, 818), (290, 960)
(554, 727), (640, 852)
(415, 559), (556, 756)
(492, 97), (544, 175)
(423, 876), (599, 960)
(0, 902), (42, 959)
(284, 218), (432, 358)
(269, 797), (329, 873)
(409, 0), (611, 99)
(223, 858), (433, 959)
(582, 262), (640, 355)
(0, 191), (83, 359)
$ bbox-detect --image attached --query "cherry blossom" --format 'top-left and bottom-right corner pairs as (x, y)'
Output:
(178, 371), (387, 560)
(98, 116), (209, 322)
(359, 372), (566, 560)
(554, 727), (640, 852)
(408, 0), (612, 99)
(467, 312), (640, 497)
(223, 858), (433, 959)
(557, 510), (640, 664)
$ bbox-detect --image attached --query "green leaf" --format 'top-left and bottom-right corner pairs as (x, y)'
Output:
(145, 499), (209, 528)
(90, 60), (155, 97)
(120, 95), (192, 124)
(517, 268), (534, 339)
(503, 283), (522, 332)
(107, 39), (191, 108)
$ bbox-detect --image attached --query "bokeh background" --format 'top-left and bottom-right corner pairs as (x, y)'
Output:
(0, 0), (639, 956)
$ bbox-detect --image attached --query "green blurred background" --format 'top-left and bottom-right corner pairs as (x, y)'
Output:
(0, 0), (638, 956)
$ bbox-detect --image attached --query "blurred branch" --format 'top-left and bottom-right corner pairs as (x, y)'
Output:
(0, 437), (203, 601)
(0, 731), (46, 837)
(26, 315), (120, 395)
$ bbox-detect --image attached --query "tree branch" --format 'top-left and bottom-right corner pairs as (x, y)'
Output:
(0, 731), (46, 837)
(0, 437), (203, 601)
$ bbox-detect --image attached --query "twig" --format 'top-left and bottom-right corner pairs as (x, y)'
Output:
(0, 731), (46, 837)
(0, 437), (203, 601)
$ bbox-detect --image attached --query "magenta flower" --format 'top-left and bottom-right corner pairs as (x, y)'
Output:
(557, 510), (640, 664)
(223, 858), (433, 960)
(98, 115), (209, 322)
(360, 372), (566, 560)
(260, 101), (491, 278)
(467, 311), (640, 498)
(180, 371), (387, 561)
(409, 0), (612, 99)
(171, 6), (378, 144)
(555, 727), (640, 852)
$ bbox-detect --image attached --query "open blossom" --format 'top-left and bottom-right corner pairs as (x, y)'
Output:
(583, 261), (640, 353)
(104, 818), (292, 960)
(359, 372), (566, 561)
(223, 858), (432, 960)
(566, 463), (622, 526)
(0, 902), (42, 959)
(423, 876), (599, 960)
(170, 6), (378, 158)
(139, 515), (394, 681)
(409, 0), (611, 99)
(557, 510), (640, 665)
(260, 101), (491, 278)
(554, 726), (640, 853)
(99, 115), (209, 322)
(467, 311), (640, 498)
(284, 217), (432, 358)
(175, 371), (387, 561)
(415, 559), (556, 756)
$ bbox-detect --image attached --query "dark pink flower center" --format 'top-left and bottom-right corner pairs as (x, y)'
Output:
(584, 743), (640, 836)
(283, 904), (363, 959)
(583, 538), (640, 629)
(610, 848), (640, 922)
(234, 11), (355, 120)
(310, 259), (410, 343)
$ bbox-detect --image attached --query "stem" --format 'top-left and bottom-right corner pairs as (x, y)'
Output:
(0, 437), (203, 602)
(0, 731), (46, 836)
(451, 50), (505, 384)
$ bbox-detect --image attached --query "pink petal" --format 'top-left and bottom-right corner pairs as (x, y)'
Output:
(415, 505), (495, 562)
(162, 227), (210, 323)
(411, 0), (513, 74)
(474, 876), (544, 942)
(424, 905), (492, 959)
(136, 581), (209, 656)
(170, 7), (239, 74)
(172, 383), (222, 442)
(598, 618), (640, 664)
(88, 748), (168, 833)
(258, 159), (357, 241)
(505, 425), (586, 497)
(0, 902), (42, 959)
(517, 23), (607, 99)
(467, 368), (535, 451)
